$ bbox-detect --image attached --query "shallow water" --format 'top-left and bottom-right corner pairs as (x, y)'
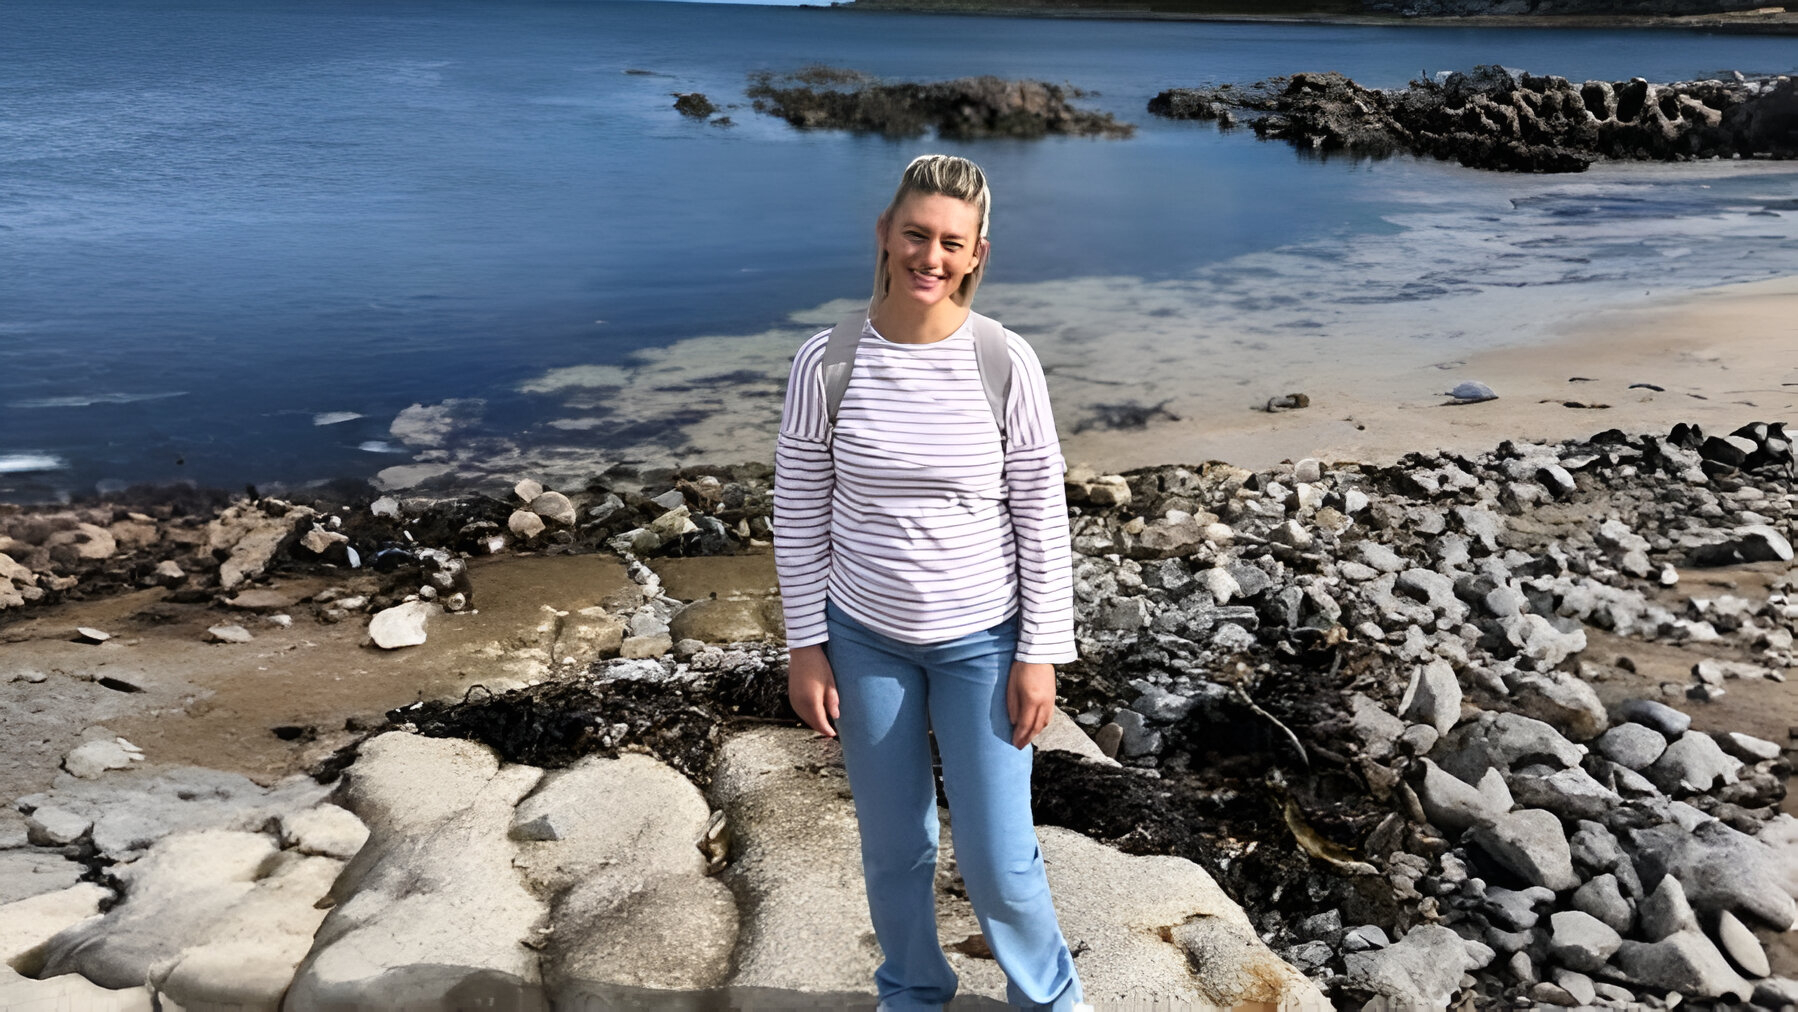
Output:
(3, 0), (1797, 500)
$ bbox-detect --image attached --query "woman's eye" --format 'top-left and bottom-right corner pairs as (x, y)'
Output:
(944, 243), (962, 251)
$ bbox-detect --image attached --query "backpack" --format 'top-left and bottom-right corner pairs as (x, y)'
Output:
(821, 310), (1012, 451)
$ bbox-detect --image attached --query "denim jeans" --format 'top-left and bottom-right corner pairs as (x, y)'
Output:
(822, 597), (1085, 1012)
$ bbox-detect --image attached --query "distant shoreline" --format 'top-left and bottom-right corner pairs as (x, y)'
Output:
(812, 1), (1798, 35)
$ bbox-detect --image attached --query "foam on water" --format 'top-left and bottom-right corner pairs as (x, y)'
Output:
(11, 392), (188, 409)
(0, 454), (69, 474)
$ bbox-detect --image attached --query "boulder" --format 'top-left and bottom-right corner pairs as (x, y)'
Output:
(1615, 931), (1753, 1002)
(0, 850), (85, 905)
(1595, 722), (1667, 770)
(1614, 698), (1690, 737)
(1570, 873), (1632, 935)
(1413, 759), (1505, 833)
(528, 491), (577, 526)
(1508, 669), (1607, 741)
(1644, 730), (1742, 795)
(283, 732), (548, 1009)
(513, 753), (737, 993)
(1436, 711), (1584, 783)
(1344, 924), (1479, 1008)
(1466, 809), (1579, 891)
(1547, 910), (1622, 973)
(1630, 821), (1798, 931)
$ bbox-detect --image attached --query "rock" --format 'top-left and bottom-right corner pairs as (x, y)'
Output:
(76, 626), (112, 643)
(1631, 821), (1798, 931)
(0, 881), (110, 965)
(529, 491), (577, 526)
(1483, 885), (1553, 931)
(1343, 924), (1478, 1008)
(1509, 668), (1607, 741)
(1616, 698), (1691, 737)
(1413, 759), (1505, 833)
(1293, 458), (1322, 483)
(367, 600), (437, 650)
(63, 739), (141, 779)
(277, 805), (370, 860)
(508, 508), (545, 538)
(748, 70), (1135, 140)
(284, 732), (547, 1009)
(17, 767), (329, 863)
(1718, 731), (1781, 762)
(1399, 658), (1462, 735)
(668, 597), (779, 644)
(1596, 722), (1668, 770)
(511, 753), (737, 992)
(0, 850), (85, 905)
(1615, 930), (1753, 1002)
(1446, 381), (1498, 403)
(205, 623), (253, 644)
(34, 829), (280, 988)
(1547, 910), (1622, 972)
(1716, 909), (1769, 978)
(1466, 809), (1579, 891)
(1571, 873), (1632, 934)
(24, 804), (92, 846)
(209, 504), (306, 591)
(1436, 711), (1584, 783)
(1638, 869), (1700, 941)
(1552, 968), (1597, 1006)
(1036, 708), (1120, 767)
(1113, 708), (1161, 757)
(513, 479), (544, 502)
(1644, 730), (1742, 795)
(1500, 613), (1587, 668)
(1343, 924), (1390, 952)
(370, 496), (400, 519)
(1506, 766), (1620, 822)
(299, 526), (349, 556)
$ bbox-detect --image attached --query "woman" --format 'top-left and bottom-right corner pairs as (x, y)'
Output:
(773, 154), (1089, 1012)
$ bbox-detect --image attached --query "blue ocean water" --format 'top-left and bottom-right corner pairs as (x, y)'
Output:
(2, 0), (1796, 500)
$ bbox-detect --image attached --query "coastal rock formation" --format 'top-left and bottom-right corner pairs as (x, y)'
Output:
(1150, 66), (1798, 172)
(747, 66), (1134, 139)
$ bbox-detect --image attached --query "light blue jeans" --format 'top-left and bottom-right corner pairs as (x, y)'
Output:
(822, 597), (1085, 1012)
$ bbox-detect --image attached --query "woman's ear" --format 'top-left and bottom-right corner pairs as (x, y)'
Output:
(974, 237), (991, 269)
(875, 210), (890, 243)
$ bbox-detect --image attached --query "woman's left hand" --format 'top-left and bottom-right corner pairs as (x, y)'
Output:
(1006, 660), (1057, 749)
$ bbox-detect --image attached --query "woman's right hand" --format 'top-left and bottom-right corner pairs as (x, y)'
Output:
(787, 645), (840, 738)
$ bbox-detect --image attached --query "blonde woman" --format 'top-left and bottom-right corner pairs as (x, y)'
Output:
(774, 154), (1089, 1012)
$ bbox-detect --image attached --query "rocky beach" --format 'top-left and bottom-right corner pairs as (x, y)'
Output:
(5, 320), (1798, 1009)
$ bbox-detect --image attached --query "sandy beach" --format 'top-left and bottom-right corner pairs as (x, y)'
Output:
(1064, 273), (1798, 473)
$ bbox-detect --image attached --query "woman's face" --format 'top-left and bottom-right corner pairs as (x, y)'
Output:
(877, 192), (988, 309)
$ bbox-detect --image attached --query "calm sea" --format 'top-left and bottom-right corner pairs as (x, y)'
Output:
(3, 0), (1796, 500)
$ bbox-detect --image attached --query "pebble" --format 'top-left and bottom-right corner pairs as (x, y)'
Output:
(1716, 909), (1769, 978)
(75, 627), (112, 643)
(205, 624), (253, 644)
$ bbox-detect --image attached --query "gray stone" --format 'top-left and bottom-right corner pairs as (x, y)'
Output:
(1615, 698), (1691, 737)
(1343, 924), (1477, 1009)
(1399, 658), (1461, 735)
(1113, 708), (1160, 757)
(1732, 524), (1794, 563)
(1396, 568), (1468, 623)
(1644, 730), (1742, 795)
(1343, 924), (1390, 952)
(0, 850), (85, 905)
(1716, 909), (1769, 979)
(1499, 613), (1587, 668)
(1508, 669), (1607, 741)
(24, 805), (91, 846)
(1552, 968), (1596, 1006)
(1414, 759), (1505, 833)
(1348, 694), (1405, 761)
(1615, 931), (1753, 1002)
(1547, 909), (1621, 973)
(1129, 681), (1203, 724)
(1483, 885), (1552, 931)
(1718, 731), (1781, 762)
(204, 623), (253, 644)
(1436, 711), (1584, 784)
(1631, 821), (1798, 931)
(1506, 767), (1621, 823)
(1398, 723), (1439, 757)
(1570, 873), (1632, 935)
(277, 805), (369, 860)
(1466, 809), (1579, 892)
(1596, 722), (1668, 770)
(18, 767), (328, 863)
(1357, 542), (1406, 574)
(1639, 873), (1700, 941)
(63, 738), (140, 779)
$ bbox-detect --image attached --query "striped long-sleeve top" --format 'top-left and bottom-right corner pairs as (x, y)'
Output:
(773, 314), (1076, 664)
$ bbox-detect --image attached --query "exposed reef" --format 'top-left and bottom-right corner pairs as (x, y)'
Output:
(746, 65), (1135, 139)
(1149, 65), (1798, 172)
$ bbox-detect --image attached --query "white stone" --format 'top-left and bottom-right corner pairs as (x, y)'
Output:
(205, 623), (253, 644)
(367, 600), (437, 650)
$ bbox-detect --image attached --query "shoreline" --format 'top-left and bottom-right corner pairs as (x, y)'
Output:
(1059, 272), (1798, 475)
(817, 1), (1798, 34)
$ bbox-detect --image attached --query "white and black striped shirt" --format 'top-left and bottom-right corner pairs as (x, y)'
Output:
(773, 314), (1076, 664)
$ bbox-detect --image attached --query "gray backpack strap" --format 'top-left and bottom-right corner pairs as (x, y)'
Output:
(970, 312), (1012, 449)
(821, 312), (867, 443)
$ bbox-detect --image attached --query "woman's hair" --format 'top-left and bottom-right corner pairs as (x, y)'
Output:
(871, 154), (992, 314)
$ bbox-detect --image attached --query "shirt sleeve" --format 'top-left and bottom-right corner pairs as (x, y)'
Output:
(1001, 331), (1077, 664)
(773, 330), (836, 649)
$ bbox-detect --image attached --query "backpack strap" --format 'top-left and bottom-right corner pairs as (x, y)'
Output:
(821, 310), (1013, 450)
(969, 311), (1012, 451)
(821, 312), (867, 446)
